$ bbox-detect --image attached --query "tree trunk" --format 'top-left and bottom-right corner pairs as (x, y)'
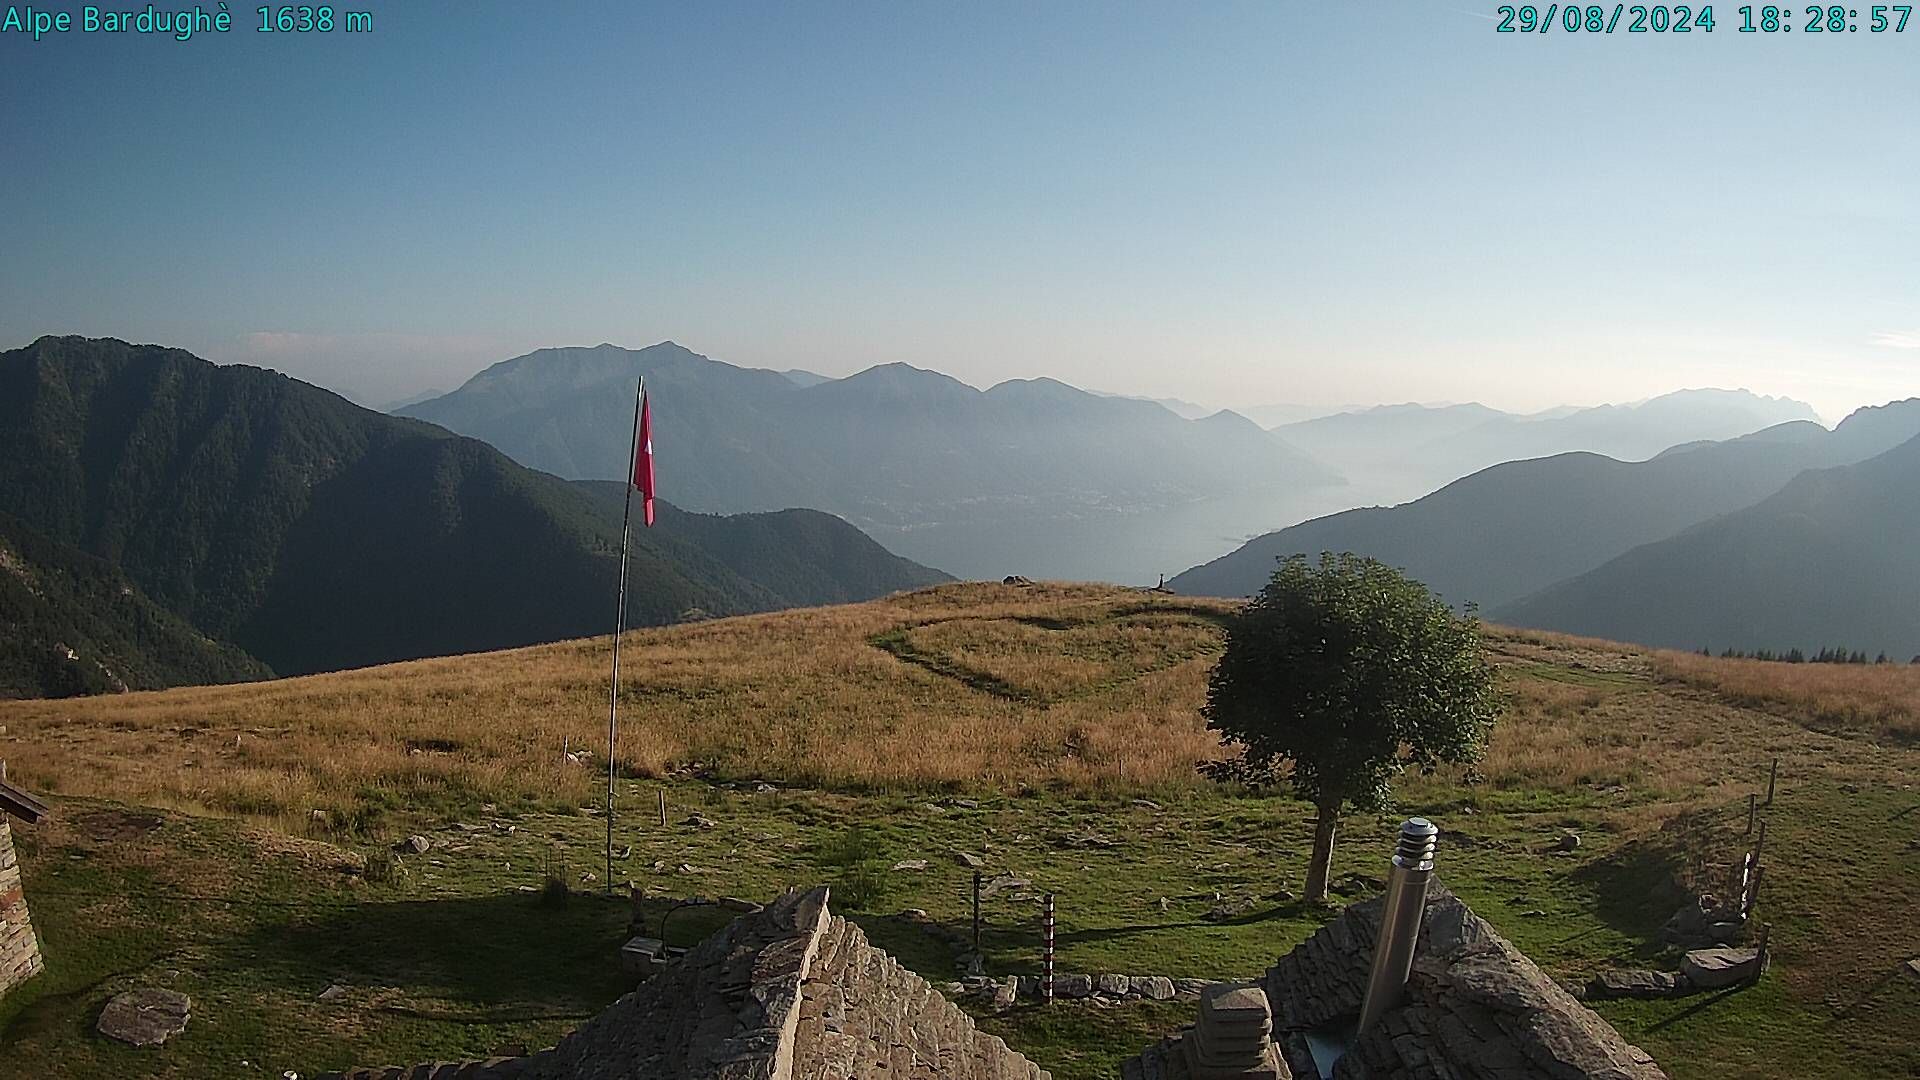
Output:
(1304, 801), (1340, 903)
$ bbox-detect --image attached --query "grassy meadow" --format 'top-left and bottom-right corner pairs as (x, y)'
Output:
(0, 581), (1916, 1079)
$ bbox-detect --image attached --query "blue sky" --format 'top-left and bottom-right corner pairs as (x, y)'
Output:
(2, 2), (1915, 419)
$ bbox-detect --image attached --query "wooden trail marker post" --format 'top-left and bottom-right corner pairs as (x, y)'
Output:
(1041, 893), (1056, 1004)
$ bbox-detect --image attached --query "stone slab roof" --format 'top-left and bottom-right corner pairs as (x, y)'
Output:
(1261, 881), (1667, 1080)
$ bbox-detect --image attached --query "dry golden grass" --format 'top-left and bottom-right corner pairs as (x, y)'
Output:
(1652, 648), (1920, 745)
(899, 610), (1222, 701)
(2, 581), (1915, 833)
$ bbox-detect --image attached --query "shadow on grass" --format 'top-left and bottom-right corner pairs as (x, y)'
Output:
(1643, 984), (1751, 1033)
(1822, 967), (1904, 1025)
(1566, 822), (1710, 964)
(1052, 901), (1312, 947)
(237, 890), (634, 1017)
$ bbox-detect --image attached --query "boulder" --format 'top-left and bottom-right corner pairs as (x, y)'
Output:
(97, 989), (191, 1048)
(1055, 973), (1093, 999)
(1132, 975), (1176, 1000)
(1681, 946), (1762, 989)
(891, 859), (929, 872)
(394, 835), (430, 854)
(1096, 973), (1131, 996)
(1589, 969), (1689, 999)
(956, 851), (986, 869)
(979, 873), (1030, 898)
(991, 976), (1019, 1010)
(1173, 977), (1211, 999)
(1662, 893), (1734, 944)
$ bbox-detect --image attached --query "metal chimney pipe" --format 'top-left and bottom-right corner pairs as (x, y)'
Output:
(1356, 818), (1438, 1034)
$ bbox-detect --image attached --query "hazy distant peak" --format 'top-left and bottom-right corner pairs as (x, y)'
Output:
(984, 376), (1096, 402)
(1828, 397), (1920, 454)
(1736, 419), (1830, 443)
(1195, 408), (1266, 431)
(819, 361), (978, 398)
(1836, 396), (1920, 427)
(1603, 387), (1817, 417)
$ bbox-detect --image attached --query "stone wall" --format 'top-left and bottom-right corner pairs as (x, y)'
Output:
(795, 915), (1048, 1080)
(0, 819), (45, 997)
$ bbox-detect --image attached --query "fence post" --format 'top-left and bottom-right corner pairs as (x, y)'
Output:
(1042, 893), (1056, 1005)
(1753, 922), (1771, 982)
(658, 788), (667, 827)
(1743, 820), (1767, 918)
(1765, 758), (1777, 807)
(1746, 792), (1757, 835)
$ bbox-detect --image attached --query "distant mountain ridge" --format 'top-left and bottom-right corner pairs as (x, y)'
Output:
(1273, 389), (1820, 507)
(0, 337), (947, 695)
(1495, 430), (1920, 660)
(401, 342), (1341, 579)
(1170, 399), (1920, 624)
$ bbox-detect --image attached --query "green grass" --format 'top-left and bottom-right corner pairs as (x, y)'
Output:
(4, 589), (1918, 1080)
(8, 770), (1915, 1080)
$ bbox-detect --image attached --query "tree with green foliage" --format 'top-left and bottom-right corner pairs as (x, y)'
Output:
(1203, 553), (1503, 903)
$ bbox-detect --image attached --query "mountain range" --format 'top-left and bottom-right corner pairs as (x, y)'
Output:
(400, 344), (1820, 584)
(1271, 390), (1820, 507)
(0, 337), (945, 697)
(399, 342), (1343, 581)
(1497, 429), (1920, 659)
(1171, 399), (1920, 657)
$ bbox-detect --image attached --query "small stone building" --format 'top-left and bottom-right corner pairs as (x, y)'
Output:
(0, 778), (50, 998)
(322, 886), (1049, 1080)
(1124, 882), (1667, 1080)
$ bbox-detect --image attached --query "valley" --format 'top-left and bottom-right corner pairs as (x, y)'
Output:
(9, 13), (1913, 1079)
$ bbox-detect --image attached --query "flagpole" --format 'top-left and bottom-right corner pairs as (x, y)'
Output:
(607, 374), (643, 894)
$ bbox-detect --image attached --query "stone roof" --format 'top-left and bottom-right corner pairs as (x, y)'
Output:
(1260, 881), (1667, 1080)
(1123, 880), (1666, 1080)
(324, 886), (1049, 1080)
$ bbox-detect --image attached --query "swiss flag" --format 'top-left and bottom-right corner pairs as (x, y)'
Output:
(633, 390), (656, 526)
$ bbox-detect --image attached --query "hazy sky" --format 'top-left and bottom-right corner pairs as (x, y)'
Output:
(3, 3), (1915, 421)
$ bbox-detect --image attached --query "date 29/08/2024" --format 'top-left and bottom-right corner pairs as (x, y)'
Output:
(1496, 4), (1913, 32)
